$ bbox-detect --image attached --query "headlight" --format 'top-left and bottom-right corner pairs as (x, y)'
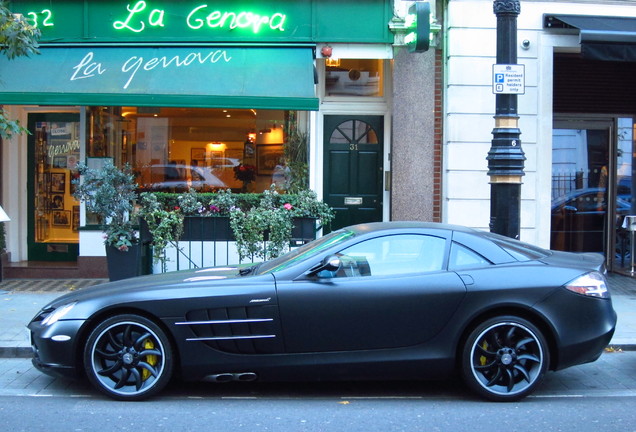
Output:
(564, 272), (609, 298)
(41, 302), (77, 326)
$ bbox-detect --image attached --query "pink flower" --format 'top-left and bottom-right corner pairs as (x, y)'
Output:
(118, 245), (129, 252)
(283, 203), (293, 210)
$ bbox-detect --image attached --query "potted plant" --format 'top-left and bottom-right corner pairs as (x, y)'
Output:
(72, 160), (140, 281)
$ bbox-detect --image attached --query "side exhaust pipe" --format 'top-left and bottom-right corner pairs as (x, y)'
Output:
(209, 373), (234, 383)
(206, 372), (258, 383)
(236, 372), (257, 382)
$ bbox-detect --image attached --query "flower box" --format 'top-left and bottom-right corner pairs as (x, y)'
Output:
(181, 216), (234, 241)
(291, 217), (317, 243)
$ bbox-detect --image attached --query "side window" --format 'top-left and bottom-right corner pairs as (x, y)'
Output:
(449, 242), (491, 270)
(333, 234), (446, 278)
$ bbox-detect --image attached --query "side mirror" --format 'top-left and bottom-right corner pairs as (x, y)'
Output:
(307, 255), (341, 277)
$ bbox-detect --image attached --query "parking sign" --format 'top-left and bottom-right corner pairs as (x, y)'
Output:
(492, 64), (525, 94)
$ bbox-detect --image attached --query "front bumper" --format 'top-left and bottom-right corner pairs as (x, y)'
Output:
(28, 319), (86, 380)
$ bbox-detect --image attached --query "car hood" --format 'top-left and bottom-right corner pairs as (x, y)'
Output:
(38, 264), (254, 313)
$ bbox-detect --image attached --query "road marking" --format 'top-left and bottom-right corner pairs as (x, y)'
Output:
(342, 396), (424, 400)
(532, 389), (636, 398)
(2, 389), (636, 400)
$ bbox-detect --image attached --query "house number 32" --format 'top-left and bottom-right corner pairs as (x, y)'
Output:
(26, 9), (54, 27)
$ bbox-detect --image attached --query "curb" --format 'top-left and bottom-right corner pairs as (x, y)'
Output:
(0, 347), (32, 358)
(606, 344), (636, 352)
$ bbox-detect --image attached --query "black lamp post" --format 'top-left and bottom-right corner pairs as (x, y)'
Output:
(487, 0), (525, 239)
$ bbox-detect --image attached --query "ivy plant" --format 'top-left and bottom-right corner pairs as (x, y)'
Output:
(138, 192), (184, 270)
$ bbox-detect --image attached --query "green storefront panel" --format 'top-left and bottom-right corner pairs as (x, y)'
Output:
(10, 0), (392, 44)
(0, 46), (318, 109)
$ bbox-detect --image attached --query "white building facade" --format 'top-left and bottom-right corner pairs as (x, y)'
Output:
(445, 0), (636, 271)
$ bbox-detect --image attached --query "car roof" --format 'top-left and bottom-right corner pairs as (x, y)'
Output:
(344, 221), (545, 264)
(346, 221), (479, 235)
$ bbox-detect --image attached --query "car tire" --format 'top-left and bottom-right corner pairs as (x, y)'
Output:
(461, 316), (549, 402)
(83, 314), (173, 401)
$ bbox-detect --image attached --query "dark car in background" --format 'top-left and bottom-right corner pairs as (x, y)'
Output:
(551, 187), (631, 252)
(29, 222), (616, 402)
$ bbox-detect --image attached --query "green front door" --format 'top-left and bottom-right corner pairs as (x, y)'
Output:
(27, 113), (81, 261)
(323, 115), (384, 231)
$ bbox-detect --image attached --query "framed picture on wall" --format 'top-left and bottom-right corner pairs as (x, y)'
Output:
(53, 156), (67, 168)
(67, 155), (78, 169)
(191, 148), (206, 162)
(50, 172), (66, 193)
(256, 144), (284, 175)
(72, 206), (80, 232)
(243, 139), (255, 159)
(52, 210), (70, 227)
(226, 149), (244, 161)
(51, 194), (64, 209)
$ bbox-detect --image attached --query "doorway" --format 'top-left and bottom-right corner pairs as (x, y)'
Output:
(27, 112), (81, 262)
(551, 117), (634, 270)
(323, 115), (384, 231)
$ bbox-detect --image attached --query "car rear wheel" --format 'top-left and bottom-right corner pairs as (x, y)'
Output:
(83, 314), (173, 401)
(461, 316), (549, 402)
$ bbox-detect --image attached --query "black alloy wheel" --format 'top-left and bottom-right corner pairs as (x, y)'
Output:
(461, 316), (549, 402)
(84, 314), (173, 401)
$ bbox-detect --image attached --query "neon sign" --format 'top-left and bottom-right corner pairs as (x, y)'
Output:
(186, 5), (286, 32)
(26, 9), (53, 27)
(113, 1), (165, 32)
(113, 1), (286, 34)
(25, 1), (287, 34)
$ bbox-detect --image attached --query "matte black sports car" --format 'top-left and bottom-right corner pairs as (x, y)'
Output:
(28, 222), (617, 402)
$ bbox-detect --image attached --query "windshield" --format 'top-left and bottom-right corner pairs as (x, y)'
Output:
(257, 229), (356, 274)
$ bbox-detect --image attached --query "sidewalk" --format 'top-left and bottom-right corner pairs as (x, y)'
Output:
(0, 274), (635, 357)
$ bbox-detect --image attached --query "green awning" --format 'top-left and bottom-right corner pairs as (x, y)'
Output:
(0, 46), (318, 110)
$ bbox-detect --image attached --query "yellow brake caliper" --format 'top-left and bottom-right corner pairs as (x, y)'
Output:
(142, 339), (158, 381)
(480, 340), (488, 366)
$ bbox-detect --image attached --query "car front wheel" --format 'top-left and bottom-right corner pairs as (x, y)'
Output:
(461, 316), (549, 402)
(83, 314), (173, 401)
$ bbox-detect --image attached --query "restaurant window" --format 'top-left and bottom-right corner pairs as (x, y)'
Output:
(85, 107), (310, 196)
(32, 117), (81, 246)
(325, 59), (384, 97)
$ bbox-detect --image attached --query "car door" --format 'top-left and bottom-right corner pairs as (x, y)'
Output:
(276, 234), (468, 353)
